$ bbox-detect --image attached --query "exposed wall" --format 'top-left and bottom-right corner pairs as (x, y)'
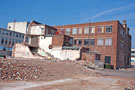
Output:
(7, 22), (29, 34)
(38, 36), (80, 60)
(12, 43), (43, 59)
(29, 25), (45, 35)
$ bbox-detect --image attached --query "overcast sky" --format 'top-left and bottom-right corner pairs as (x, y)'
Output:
(0, 0), (135, 48)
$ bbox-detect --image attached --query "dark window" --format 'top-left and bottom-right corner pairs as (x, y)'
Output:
(19, 34), (21, 38)
(106, 25), (112, 33)
(16, 34), (18, 37)
(9, 26), (11, 29)
(95, 54), (101, 60)
(89, 39), (95, 45)
(105, 56), (111, 64)
(74, 40), (77, 45)
(22, 35), (24, 38)
(77, 39), (82, 45)
(0, 30), (1, 34)
(5, 38), (8, 44)
(84, 39), (89, 45)
(6, 32), (8, 35)
(1, 38), (4, 44)
(10, 32), (12, 36)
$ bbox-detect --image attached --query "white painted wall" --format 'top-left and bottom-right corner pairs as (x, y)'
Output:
(30, 26), (45, 35)
(38, 36), (80, 60)
(7, 22), (29, 34)
(13, 43), (43, 59)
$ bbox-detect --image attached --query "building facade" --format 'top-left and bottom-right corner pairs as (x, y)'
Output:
(0, 28), (25, 56)
(7, 21), (30, 34)
(54, 20), (131, 69)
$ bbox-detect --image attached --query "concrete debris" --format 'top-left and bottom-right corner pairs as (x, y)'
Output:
(0, 58), (96, 81)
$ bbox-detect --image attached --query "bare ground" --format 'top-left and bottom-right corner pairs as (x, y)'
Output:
(0, 58), (135, 90)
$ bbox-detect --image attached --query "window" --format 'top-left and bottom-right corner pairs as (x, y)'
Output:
(6, 32), (8, 35)
(89, 39), (95, 45)
(22, 35), (24, 38)
(74, 39), (77, 45)
(1, 38), (4, 44)
(19, 34), (21, 38)
(16, 34), (18, 37)
(72, 28), (77, 34)
(10, 32), (12, 36)
(105, 38), (112, 46)
(105, 56), (111, 64)
(106, 25), (112, 33)
(5, 38), (8, 44)
(77, 27), (82, 34)
(84, 39), (89, 45)
(0, 30), (1, 34)
(9, 26), (11, 29)
(98, 26), (104, 33)
(65, 28), (70, 35)
(84, 27), (89, 34)
(97, 38), (104, 46)
(90, 27), (95, 34)
(13, 33), (15, 37)
(60, 28), (65, 34)
(96, 54), (101, 60)
(77, 39), (82, 45)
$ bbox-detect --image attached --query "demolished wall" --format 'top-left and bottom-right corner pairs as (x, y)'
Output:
(12, 43), (43, 59)
(38, 36), (80, 60)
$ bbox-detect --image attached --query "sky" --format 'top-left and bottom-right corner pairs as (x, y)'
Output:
(0, 0), (135, 48)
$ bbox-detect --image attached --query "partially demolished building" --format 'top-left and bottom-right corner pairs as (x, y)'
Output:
(12, 20), (131, 69)
(12, 21), (81, 60)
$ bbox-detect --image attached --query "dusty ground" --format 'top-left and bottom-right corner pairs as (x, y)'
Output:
(0, 58), (135, 90)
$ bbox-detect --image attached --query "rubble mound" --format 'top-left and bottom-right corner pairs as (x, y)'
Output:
(0, 58), (96, 81)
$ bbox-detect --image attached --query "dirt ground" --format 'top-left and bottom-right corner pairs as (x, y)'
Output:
(0, 58), (135, 90)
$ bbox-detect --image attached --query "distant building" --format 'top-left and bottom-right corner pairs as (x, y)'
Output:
(7, 21), (30, 34)
(0, 28), (25, 56)
(54, 20), (131, 69)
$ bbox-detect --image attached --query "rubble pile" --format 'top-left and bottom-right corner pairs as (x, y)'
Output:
(0, 58), (96, 81)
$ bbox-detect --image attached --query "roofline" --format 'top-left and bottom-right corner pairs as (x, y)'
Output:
(0, 27), (25, 35)
(54, 20), (119, 27)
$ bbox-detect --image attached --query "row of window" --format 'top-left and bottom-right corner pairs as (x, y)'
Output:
(60, 25), (112, 35)
(0, 38), (23, 46)
(74, 38), (112, 46)
(0, 30), (24, 38)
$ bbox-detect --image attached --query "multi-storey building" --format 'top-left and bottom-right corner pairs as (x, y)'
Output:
(54, 20), (131, 69)
(0, 28), (25, 56)
(7, 21), (30, 34)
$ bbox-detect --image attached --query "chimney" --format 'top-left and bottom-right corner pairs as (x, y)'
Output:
(123, 19), (127, 29)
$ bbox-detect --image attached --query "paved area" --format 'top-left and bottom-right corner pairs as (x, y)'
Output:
(96, 68), (135, 78)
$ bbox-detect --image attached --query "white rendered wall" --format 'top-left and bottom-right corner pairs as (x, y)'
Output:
(30, 26), (45, 35)
(38, 36), (80, 60)
(7, 22), (29, 34)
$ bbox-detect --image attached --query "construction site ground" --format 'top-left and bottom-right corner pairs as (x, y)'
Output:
(0, 58), (135, 90)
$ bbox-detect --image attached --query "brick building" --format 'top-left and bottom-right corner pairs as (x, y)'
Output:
(54, 20), (131, 69)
